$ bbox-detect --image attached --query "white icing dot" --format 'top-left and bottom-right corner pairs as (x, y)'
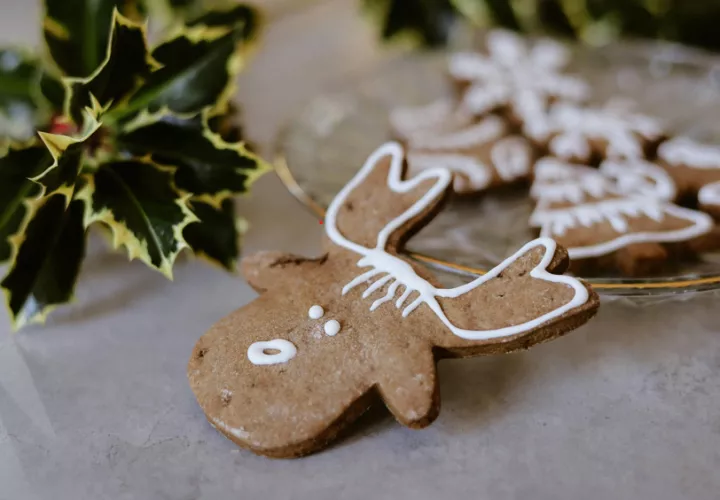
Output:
(308, 305), (324, 319)
(324, 320), (341, 336)
(247, 339), (297, 365)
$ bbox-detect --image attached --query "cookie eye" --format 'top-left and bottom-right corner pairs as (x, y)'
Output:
(247, 339), (297, 365)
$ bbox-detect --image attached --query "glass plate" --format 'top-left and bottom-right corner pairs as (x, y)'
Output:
(276, 41), (720, 298)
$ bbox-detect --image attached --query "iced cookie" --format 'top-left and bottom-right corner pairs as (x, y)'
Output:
(448, 29), (589, 137)
(405, 116), (535, 194)
(389, 98), (474, 141)
(534, 102), (665, 164)
(530, 158), (712, 275)
(657, 137), (720, 201)
(188, 142), (599, 458)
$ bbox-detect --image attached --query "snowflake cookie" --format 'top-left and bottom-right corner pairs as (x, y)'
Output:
(533, 102), (666, 164)
(404, 115), (535, 194)
(699, 181), (720, 220)
(188, 142), (599, 458)
(530, 158), (713, 276)
(448, 29), (590, 135)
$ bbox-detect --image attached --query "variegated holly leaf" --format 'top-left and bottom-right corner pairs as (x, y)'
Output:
(0, 49), (49, 142)
(43, 0), (145, 78)
(1, 196), (86, 329)
(78, 158), (197, 278)
(183, 197), (244, 270)
(186, 3), (261, 43)
(65, 10), (158, 125)
(115, 21), (252, 119)
(0, 143), (53, 263)
(117, 110), (269, 199)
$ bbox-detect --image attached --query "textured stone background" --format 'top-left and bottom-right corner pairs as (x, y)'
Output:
(1, 1), (719, 499)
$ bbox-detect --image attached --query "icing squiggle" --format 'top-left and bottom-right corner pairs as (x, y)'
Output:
(659, 137), (720, 169)
(325, 142), (590, 341)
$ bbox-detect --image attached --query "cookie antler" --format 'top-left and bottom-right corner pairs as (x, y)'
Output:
(324, 142), (452, 253)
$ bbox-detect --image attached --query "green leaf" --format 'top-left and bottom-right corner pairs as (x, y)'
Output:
(186, 4), (261, 43)
(65, 10), (158, 125)
(78, 158), (197, 277)
(183, 197), (244, 270)
(0, 143), (53, 263)
(43, 0), (145, 78)
(1, 195), (87, 329)
(362, 0), (458, 47)
(115, 22), (251, 119)
(0, 49), (50, 142)
(117, 109), (269, 199)
(39, 70), (66, 112)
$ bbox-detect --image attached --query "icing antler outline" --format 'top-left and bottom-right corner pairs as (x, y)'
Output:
(326, 142), (590, 341)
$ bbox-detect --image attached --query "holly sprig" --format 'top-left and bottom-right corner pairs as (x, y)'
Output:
(0, 1), (270, 329)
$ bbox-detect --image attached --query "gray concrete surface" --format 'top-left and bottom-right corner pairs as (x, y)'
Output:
(1, 1), (719, 499)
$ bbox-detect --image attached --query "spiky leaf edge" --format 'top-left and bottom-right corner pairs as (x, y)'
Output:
(74, 158), (198, 279)
(1, 118), (100, 329)
(61, 9), (161, 125)
(120, 107), (272, 206)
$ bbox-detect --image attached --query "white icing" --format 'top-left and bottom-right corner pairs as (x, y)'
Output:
(323, 320), (341, 336)
(247, 339), (297, 365)
(658, 137), (720, 169)
(531, 158), (615, 203)
(389, 99), (472, 140)
(535, 200), (712, 259)
(449, 30), (589, 123)
(407, 117), (505, 150)
(600, 159), (676, 201)
(542, 103), (663, 160)
(407, 153), (492, 192)
(325, 142), (590, 341)
(531, 158), (677, 203)
(699, 181), (720, 207)
(308, 305), (324, 319)
(490, 137), (532, 181)
(406, 122), (530, 192)
(530, 158), (711, 258)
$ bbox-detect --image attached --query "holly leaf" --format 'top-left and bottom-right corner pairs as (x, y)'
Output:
(362, 0), (458, 47)
(186, 3), (261, 43)
(183, 197), (244, 270)
(1, 196), (86, 329)
(117, 109), (269, 199)
(43, 0), (145, 78)
(77, 158), (197, 278)
(0, 49), (50, 142)
(0, 143), (53, 263)
(65, 10), (159, 125)
(115, 21), (252, 119)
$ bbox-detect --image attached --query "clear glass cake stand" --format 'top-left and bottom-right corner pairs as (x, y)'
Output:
(276, 39), (720, 301)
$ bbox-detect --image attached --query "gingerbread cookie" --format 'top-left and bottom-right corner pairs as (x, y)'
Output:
(657, 137), (720, 201)
(405, 116), (535, 194)
(389, 98), (474, 141)
(699, 181), (720, 220)
(448, 30), (589, 137)
(188, 142), (599, 458)
(534, 102), (665, 164)
(530, 158), (713, 276)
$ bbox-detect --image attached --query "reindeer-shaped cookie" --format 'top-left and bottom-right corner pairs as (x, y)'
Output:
(188, 142), (599, 458)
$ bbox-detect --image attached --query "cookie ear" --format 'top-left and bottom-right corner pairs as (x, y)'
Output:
(430, 238), (597, 352)
(240, 251), (325, 293)
(324, 142), (452, 254)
